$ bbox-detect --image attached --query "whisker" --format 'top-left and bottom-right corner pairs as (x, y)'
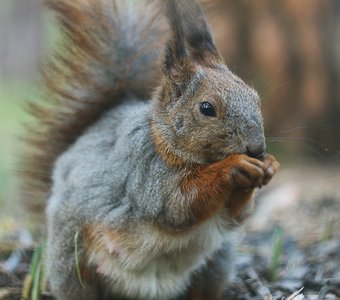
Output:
(267, 136), (333, 149)
(266, 145), (300, 163)
(275, 79), (291, 89)
(263, 56), (289, 88)
(267, 137), (340, 159)
(266, 139), (331, 160)
(269, 124), (340, 135)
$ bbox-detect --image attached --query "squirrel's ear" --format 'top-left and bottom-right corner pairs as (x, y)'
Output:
(180, 1), (223, 66)
(163, 0), (223, 98)
(162, 0), (195, 98)
(164, 0), (223, 70)
(163, 39), (196, 98)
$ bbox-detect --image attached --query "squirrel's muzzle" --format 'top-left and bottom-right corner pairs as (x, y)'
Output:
(244, 121), (266, 158)
(246, 143), (266, 158)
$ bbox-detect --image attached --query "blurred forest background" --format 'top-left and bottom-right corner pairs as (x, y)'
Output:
(0, 0), (339, 218)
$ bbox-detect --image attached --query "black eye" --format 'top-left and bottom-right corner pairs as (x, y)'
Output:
(199, 102), (216, 117)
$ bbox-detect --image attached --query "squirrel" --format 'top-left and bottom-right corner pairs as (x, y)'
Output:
(21, 0), (280, 299)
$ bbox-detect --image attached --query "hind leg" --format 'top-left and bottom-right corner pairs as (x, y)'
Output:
(178, 241), (236, 300)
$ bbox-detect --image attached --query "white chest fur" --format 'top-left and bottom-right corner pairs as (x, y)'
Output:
(84, 212), (237, 300)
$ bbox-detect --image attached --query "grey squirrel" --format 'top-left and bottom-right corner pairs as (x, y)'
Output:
(21, 0), (280, 299)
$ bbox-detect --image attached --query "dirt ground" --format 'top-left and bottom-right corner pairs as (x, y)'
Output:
(226, 166), (340, 299)
(0, 166), (339, 300)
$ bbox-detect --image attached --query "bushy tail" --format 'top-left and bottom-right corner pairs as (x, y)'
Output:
(21, 0), (166, 216)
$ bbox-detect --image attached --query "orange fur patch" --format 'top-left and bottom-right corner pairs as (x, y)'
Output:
(226, 189), (255, 219)
(150, 120), (188, 168)
(181, 155), (255, 224)
(83, 223), (135, 262)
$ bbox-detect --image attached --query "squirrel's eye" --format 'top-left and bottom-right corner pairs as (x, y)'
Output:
(199, 102), (216, 117)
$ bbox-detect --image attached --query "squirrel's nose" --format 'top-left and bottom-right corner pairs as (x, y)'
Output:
(246, 144), (266, 158)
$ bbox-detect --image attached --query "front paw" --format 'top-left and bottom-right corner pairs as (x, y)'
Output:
(260, 154), (280, 185)
(226, 154), (279, 190)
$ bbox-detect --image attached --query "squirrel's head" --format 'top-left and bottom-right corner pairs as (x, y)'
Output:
(152, 0), (265, 165)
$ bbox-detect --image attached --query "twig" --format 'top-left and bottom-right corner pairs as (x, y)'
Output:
(286, 287), (304, 300)
(318, 285), (340, 300)
(304, 279), (340, 290)
(244, 268), (273, 299)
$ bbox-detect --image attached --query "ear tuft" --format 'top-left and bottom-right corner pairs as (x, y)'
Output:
(164, 44), (195, 98)
(162, 0), (223, 98)
(163, 0), (223, 70)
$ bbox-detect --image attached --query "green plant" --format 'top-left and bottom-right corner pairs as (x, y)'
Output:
(268, 226), (283, 282)
(21, 242), (46, 300)
(74, 231), (85, 288)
